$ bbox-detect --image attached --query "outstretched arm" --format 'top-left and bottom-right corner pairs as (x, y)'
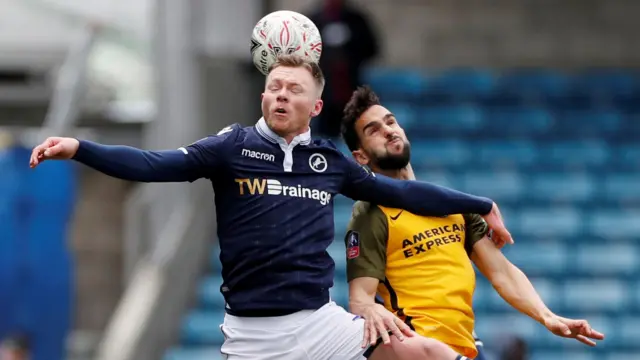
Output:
(71, 140), (211, 182)
(471, 238), (605, 346)
(30, 125), (237, 183)
(340, 158), (512, 246)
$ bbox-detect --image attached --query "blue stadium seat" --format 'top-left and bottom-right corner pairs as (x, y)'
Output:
(475, 141), (539, 167)
(473, 314), (539, 345)
(181, 311), (226, 346)
(333, 141), (351, 157)
(329, 280), (349, 308)
(333, 194), (355, 210)
(528, 173), (596, 203)
(572, 69), (640, 98)
(460, 171), (524, 202)
(529, 352), (598, 360)
(619, 317), (640, 347)
(415, 105), (482, 133)
(528, 278), (562, 310)
(563, 280), (628, 313)
(199, 276), (225, 309)
(540, 141), (610, 168)
(614, 144), (640, 169)
(517, 208), (582, 237)
(574, 244), (638, 277)
(554, 109), (622, 136)
(502, 242), (567, 275)
(210, 247), (221, 272)
(472, 277), (492, 311)
(497, 69), (570, 98)
(426, 68), (496, 98)
(481, 106), (554, 135)
(410, 140), (471, 169)
(362, 67), (426, 99)
(328, 241), (346, 276)
(602, 174), (640, 203)
(334, 210), (352, 233)
(588, 210), (640, 239)
(164, 347), (224, 360)
(385, 102), (417, 128)
(414, 170), (458, 189)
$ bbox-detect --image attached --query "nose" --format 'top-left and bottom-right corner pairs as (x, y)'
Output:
(383, 125), (396, 139)
(276, 88), (289, 103)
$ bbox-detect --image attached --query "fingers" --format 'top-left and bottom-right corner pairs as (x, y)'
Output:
(45, 143), (65, 158)
(30, 143), (49, 168)
(376, 318), (391, 345)
(397, 319), (414, 337)
(575, 334), (597, 347)
(384, 318), (405, 343)
(551, 320), (572, 337)
(362, 318), (373, 348)
(495, 227), (514, 245)
(587, 328), (605, 340)
(30, 138), (59, 168)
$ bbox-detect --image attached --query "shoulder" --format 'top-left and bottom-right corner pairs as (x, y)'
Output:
(308, 138), (346, 156)
(350, 201), (387, 228)
(189, 123), (243, 148)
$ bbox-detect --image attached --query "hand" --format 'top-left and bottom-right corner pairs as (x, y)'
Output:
(359, 303), (414, 348)
(30, 137), (80, 168)
(543, 314), (605, 346)
(482, 202), (513, 248)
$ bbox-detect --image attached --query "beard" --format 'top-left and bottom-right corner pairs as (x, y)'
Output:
(373, 141), (411, 170)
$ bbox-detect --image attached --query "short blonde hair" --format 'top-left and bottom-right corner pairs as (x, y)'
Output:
(268, 54), (325, 94)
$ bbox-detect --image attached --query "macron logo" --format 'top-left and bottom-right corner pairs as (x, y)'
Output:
(242, 148), (275, 162)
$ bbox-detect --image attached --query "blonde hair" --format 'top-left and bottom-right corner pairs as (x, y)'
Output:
(268, 54), (325, 94)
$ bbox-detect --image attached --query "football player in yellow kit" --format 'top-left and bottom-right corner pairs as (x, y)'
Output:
(340, 86), (605, 359)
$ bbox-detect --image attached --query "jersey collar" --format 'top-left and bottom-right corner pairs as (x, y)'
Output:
(256, 117), (312, 147)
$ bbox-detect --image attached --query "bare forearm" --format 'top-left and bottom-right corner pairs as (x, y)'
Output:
(348, 278), (379, 315)
(491, 263), (554, 324)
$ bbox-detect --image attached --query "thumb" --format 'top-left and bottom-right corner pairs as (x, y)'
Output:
(557, 321), (572, 336)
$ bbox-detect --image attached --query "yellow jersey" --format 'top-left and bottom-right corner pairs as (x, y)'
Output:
(345, 201), (489, 358)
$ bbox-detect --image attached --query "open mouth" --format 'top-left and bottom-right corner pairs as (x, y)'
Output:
(275, 107), (287, 114)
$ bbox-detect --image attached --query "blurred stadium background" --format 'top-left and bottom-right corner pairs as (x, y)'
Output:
(0, 0), (639, 359)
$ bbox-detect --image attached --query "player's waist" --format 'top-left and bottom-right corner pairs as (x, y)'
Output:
(224, 301), (336, 324)
(224, 288), (330, 317)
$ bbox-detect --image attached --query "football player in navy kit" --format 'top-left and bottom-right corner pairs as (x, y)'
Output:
(29, 54), (513, 360)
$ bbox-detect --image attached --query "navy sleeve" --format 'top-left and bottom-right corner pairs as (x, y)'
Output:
(339, 156), (494, 216)
(72, 124), (239, 182)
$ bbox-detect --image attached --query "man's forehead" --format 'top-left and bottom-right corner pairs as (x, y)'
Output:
(268, 66), (311, 84)
(357, 105), (390, 129)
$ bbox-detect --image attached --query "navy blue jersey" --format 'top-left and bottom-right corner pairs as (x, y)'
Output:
(72, 118), (493, 314)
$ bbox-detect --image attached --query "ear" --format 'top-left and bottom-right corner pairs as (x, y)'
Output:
(351, 149), (369, 166)
(261, 93), (265, 101)
(310, 99), (324, 118)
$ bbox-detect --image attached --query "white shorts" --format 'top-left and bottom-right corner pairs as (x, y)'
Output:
(220, 302), (368, 360)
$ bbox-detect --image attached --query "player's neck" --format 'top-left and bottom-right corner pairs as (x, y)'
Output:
(374, 163), (416, 181)
(281, 127), (309, 144)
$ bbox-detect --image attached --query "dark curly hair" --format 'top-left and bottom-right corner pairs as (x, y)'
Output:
(341, 86), (381, 151)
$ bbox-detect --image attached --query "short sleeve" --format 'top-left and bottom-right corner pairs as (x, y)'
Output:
(463, 213), (490, 256)
(345, 202), (389, 282)
(177, 124), (239, 180)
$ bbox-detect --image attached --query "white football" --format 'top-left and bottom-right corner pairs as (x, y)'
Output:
(250, 10), (323, 76)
